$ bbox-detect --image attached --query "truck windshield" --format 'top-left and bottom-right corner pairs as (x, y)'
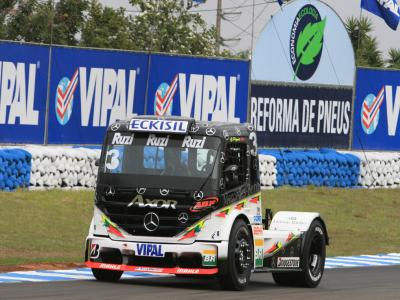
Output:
(102, 133), (220, 180)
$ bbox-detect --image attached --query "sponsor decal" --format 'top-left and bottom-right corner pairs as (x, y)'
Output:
(182, 136), (206, 148)
(99, 263), (121, 270)
(127, 195), (177, 209)
(290, 5), (327, 81)
(229, 136), (246, 143)
(361, 85), (400, 136)
(252, 225), (264, 236)
(55, 70), (78, 125)
(253, 215), (262, 224)
(176, 268), (200, 274)
(136, 243), (165, 257)
(112, 132), (134, 145)
(202, 249), (217, 267)
(129, 119), (189, 134)
(146, 134), (169, 147)
(254, 239), (264, 268)
(90, 243), (100, 258)
(154, 73), (240, 123)
(0, 61), (39, 125)
(190, 197), (219, 212)
(134, 267), (164, 273)
(277, 257), (300, 268)
(155, 75), (178, 116)
(102, 214), (125, 238)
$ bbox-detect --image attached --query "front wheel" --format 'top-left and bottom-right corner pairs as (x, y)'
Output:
(272, 219), (326, 288)
(91, 268), (123, 282)
(219, 219), (253, 291)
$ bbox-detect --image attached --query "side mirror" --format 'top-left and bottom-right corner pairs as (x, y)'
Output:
(95, 159), (100, 167)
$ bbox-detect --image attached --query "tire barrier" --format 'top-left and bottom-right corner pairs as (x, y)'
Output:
(24, 146), (100, 188)
(0, 147), (399, 190)
(345, 152), (400, 188)
(259, 149), (360, 188)
(0, 149), (31, 191)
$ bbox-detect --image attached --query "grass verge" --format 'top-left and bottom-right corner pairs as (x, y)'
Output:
(0, 188), (399, 266)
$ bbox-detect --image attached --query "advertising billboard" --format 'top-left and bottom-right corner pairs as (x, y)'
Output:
(353, 67), (400, 151)
(146, 53), (250, 123)
(250, 82), (353, 148)
(47, 46), (149, 144)
(252, 0), (355, 86)
(0, 41), (49, 143)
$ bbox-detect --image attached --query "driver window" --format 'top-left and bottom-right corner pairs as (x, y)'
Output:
(223, 142), (247, 190)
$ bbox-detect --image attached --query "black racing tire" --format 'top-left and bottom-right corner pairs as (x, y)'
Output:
(272, 219), (326, 288)
(91, 268), (123, 282)
(219, 219), (253, 291)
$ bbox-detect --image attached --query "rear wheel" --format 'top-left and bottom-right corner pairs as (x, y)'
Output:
(91, 268), (123, 282)
(219, 219), (253, 291)
(272, 220), (326, 288)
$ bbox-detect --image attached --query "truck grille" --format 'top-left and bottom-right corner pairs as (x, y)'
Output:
(96, 186), (206, 237)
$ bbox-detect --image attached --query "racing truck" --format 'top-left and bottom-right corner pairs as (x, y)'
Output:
(85, 116), (328, 290)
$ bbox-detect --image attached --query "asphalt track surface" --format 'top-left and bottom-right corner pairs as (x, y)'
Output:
(1, 266), (399, 300)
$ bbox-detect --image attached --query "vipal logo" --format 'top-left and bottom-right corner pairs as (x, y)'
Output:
(361, 85), (400, 136)
(361, 87), (384, 135)
(154, 75), (178, 116)
(55, 69), (78, 125)
(153, 73), (240, 122)
(55, 67), (138, 127)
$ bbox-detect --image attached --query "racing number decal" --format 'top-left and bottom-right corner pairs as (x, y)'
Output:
(249, 132), (257, 156)
(105, 149), (120, 170)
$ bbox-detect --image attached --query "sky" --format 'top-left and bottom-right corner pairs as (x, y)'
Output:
(101, 0), (400, 58)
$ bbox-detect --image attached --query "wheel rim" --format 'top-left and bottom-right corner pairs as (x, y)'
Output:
(308, 232), (324, 277)
(234, 230), (252, 274)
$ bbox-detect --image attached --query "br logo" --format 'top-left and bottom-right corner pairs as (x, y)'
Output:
(361, 87), (385, 135)
(55, 69), (79, 125)
(154, 75), (178, 116)
(290, 4), (327, 81)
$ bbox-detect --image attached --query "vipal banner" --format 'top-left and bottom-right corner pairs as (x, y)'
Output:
(146, 53), (250, 123)
(0, 41), (49, 143)
(252, 0), (355, 86)
(48, 46), (149, 144)
(250, 82), (353, 148)
(353, 67), (400, 151)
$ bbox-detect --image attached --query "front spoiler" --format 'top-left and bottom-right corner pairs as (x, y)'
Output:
(85, 261), (218, 275)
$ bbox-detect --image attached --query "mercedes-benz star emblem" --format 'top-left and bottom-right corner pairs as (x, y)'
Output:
(178, 212), (189, 224)
(193, 190), (204, 201)
(106, 186), (115, 196)
(111, 123), (120, 131)
(143, 212), (159, 232)
(136, 187), (146, 195)
(206, 128), (216, 136)
(190, 125), (199, 133)
(160, 188), (169, 196)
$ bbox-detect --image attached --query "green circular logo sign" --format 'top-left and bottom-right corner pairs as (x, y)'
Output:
(290, 4), (326, 81)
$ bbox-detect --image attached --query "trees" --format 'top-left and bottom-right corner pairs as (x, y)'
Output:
(345, 16), (384, 68)
(386, 48), (400, 69)
(128, 0), (217, 55)
(0, 0), (219, 56)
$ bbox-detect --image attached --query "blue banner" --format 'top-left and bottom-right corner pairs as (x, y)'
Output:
(47, 46), (149, 144)
(361, 0), (400, 31)
(146, 54), (250, 123)
(0, 41), (49, 143)
(353, 67), (400, 151)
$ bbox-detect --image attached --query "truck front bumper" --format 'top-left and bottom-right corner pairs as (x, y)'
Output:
(85, 236), (229, 276)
